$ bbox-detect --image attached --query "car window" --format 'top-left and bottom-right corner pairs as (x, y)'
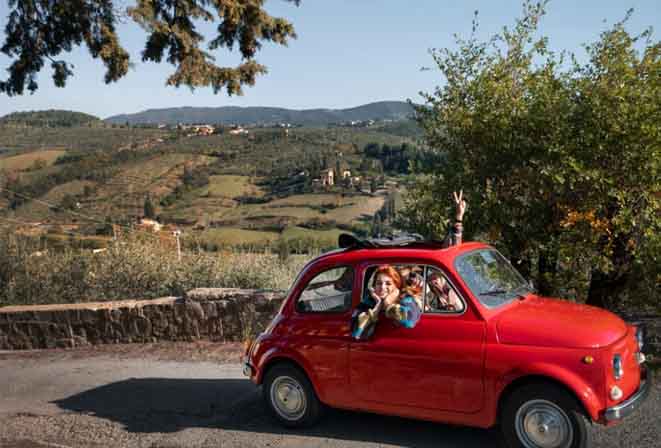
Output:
(362, 264), (425, 308)
(424, 267), (465, 313)
(296, 266), (353, 313)
(454, 248), (531, 308)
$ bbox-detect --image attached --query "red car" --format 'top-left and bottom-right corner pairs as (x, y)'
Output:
(243, 239), (651, 448)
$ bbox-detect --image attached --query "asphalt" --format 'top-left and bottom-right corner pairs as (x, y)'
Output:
(0, 346), (658, 448)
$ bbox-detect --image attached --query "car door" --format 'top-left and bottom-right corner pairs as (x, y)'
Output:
(349, 263), (486, 413)
(283, 264), (356, 407)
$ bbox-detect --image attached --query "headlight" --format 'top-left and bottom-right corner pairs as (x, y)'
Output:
(636, 326), (645, 351)
(613, 354), (623, 380)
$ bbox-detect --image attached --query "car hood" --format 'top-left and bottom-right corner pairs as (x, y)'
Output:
(496, 296), (627, 348)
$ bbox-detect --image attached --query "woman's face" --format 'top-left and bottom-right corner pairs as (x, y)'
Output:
(374, 273), (397, 299)
(430, 273), (447, 293)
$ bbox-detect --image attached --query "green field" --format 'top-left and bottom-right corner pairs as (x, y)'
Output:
(15, 180), (96, 221)
(0, 126), (167, 153)
(188, 225), (347, 250)
(203, 175), (264, 198)
(268, 194), (353, 207)
(281, 226), (346, 244)
(325, 196), (384, 224)
(191, 227), (280, 246)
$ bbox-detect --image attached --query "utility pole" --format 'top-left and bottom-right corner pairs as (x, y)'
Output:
(173, 229), (182, 262)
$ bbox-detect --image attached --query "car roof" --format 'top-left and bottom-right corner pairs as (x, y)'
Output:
(311, 240), (492, 267)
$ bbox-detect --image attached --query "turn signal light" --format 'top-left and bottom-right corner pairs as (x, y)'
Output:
(582, 356), (594, 364)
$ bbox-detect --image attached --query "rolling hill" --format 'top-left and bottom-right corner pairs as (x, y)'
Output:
(0, 109), (100, 127)
(104, 101), (415, 126)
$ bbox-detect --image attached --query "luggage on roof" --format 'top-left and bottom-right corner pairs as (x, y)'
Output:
(338, 233), (446, 249)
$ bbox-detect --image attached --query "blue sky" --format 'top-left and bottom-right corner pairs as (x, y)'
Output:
(0, 1), (658, 119)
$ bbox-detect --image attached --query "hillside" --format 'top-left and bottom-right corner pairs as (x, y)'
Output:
(0, 125), (412, 252)
(0, 109), (100, 127)
(105, 101), (415, 126)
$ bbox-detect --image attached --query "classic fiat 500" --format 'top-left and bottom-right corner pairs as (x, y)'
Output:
(243, 238), (651, 448)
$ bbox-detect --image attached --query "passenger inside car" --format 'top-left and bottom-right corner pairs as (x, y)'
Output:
(426, 269), (465, 312)
(351, 264), (424, 339)
(351, 190), (468, 339)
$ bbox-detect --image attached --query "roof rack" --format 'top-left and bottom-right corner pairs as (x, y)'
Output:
(338, 233), (448, 250)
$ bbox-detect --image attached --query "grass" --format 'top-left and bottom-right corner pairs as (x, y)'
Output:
(210, 193), (381, 224)
(203, 175), (264, 198)
(191, 227), (280, 246)
(85, 153), (215, 218)
(281, 226), (345, 245)
(14, 180), (96, 221)
(16, 165), (64, 183)
(185, 225), (346, 252)
(0, 149), (66, 171)
(268, 193), (353, 207)
(325, 195), (384, 224)
(0, 126), (167, 153)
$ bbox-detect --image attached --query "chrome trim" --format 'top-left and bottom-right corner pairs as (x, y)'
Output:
(604, 368), (652, 421)
(636, 326), (645, 351)
(242, 362), (253, 377)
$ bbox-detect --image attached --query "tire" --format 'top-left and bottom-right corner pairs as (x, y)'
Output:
(263, 363), (323, 428)
(500, 383), (592, 448)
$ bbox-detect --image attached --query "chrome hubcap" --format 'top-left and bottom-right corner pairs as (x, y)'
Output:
(515, 400), (573, 448)
(270, 375), (307, 421)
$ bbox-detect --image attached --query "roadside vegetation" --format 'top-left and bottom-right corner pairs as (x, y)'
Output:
(0, 233), (311, 307)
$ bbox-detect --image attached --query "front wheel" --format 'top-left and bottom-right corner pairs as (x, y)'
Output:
(501, 383), (592, 448)
(263, 364), (322, 428)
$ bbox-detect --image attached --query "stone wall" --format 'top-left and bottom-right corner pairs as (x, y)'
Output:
(0, 288), (285, 350)
(0, 290), (658, 361)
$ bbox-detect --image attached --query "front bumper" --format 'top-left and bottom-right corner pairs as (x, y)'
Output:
(242, 360), (254, 377)
(604, 367), (652, 422)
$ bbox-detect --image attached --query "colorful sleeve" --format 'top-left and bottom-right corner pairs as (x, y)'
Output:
(385, 296), (422, 329)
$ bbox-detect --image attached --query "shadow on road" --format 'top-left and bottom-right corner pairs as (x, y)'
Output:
(54, 378), (496, 447)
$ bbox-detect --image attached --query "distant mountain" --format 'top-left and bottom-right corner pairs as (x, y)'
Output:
(0, 109), (100, 127)
(104, 101), (415, 126)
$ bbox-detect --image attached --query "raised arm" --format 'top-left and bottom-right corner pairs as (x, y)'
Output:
(441, 190), (467, 248)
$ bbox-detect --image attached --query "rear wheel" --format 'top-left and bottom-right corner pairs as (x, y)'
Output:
(263, 363), (322, 428)
(501, 383), (592, 448)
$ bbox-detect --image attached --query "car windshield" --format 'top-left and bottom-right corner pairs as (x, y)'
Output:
(454, 248), (532, 308)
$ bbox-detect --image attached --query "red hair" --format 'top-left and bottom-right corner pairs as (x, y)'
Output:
(373, 265), (402, 289)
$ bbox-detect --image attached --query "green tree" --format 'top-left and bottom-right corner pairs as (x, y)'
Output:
(403, 2), (660, 310)
(60, 194), (77, 211)
(0, 0), (300, 96)
(143, 196), (156, 219)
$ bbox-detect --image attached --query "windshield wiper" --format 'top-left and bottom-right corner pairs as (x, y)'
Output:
(479, 289), (509, 296)
(480, 287), (529, 299)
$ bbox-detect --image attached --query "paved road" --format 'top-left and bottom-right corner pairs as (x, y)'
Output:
(0, 347), (658, 448)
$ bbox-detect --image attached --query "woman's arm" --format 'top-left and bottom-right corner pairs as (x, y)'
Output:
(441, 190), (467, 248)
